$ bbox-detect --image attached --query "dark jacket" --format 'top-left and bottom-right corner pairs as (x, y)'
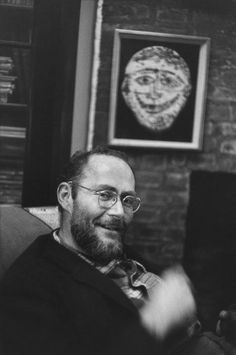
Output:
(0, 233), (161, 355)
(174, 332), (236, 355)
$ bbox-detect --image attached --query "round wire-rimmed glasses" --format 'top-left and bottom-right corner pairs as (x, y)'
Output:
(67, 181), (141, 213)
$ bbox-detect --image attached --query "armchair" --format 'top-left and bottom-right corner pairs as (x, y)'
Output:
(0, 205), (58, 279)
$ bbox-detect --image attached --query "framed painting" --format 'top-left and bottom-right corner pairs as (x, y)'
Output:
(108, 29), (210, 150)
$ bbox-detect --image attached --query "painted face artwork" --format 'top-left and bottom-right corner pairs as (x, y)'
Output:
(121, 46), (192, 132)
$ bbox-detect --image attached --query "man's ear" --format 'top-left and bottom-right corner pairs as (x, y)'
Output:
(57, 182), (73, 214)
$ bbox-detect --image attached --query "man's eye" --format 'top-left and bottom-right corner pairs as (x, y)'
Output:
(123, 196), (134, 206)
(98, 191), (114, 201)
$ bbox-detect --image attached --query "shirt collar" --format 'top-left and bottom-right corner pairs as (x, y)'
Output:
(52, 229), (146, 274)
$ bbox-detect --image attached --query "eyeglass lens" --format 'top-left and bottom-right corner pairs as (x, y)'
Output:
(98, 191), (140, 212)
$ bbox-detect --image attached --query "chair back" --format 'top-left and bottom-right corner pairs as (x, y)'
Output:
(0, 206), (58, 279)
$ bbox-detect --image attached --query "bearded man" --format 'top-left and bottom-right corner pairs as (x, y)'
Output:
(0, 146), (197, 355)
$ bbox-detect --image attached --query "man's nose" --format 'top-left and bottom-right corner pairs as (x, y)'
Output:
(107, 198), (125, 217)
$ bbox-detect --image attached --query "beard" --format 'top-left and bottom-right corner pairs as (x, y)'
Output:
(70, 204), (127, 264)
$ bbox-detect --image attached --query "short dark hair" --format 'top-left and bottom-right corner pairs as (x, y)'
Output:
(57, 145), (135, 200)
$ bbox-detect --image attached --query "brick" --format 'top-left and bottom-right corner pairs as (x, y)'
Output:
(164, 208), (187, 227)
(140, 191), (173, 207)
(216, 122), (236, 137)
(210, 47), (236, 70)
(131, 223), (163, 243)
(215, 155), (235, 171)
(221, 71), (236, 92)
(230, 100), (236, 120)
(207, 100), (231, 122)
(164, 172), (189, 190)
(220, 140), (236, 155)
(203, 137), (219, 153)
(135, 171), (164, 189)
(134, 154), (167, 171)
(208, 84), (233, 101)
(136, 208), (163, 225)
(168, 154), (187, 168)
(204, 120), (215, 136)
(187, 154), (216, 170)
(159, 242), (184, 260)
(161, 227), (185, 241)
(104, 3), (151, 22)
(133, 240), (184, 266)
(170, 192), (189, 206)
(156, 7), (188, 24)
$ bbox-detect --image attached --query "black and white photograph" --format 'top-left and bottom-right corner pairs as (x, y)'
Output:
(1, 1), (236, 355)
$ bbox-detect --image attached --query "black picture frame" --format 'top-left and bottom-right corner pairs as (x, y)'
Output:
(108, 29), (210, 150)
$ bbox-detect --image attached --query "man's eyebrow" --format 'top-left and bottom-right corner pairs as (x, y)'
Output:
(95, 185), (137, 196)
(95, 184), (116, 191)
(121, 190), (137, 197)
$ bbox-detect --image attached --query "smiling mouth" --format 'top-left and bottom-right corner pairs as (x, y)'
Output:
(98, 225), (121, 232)
(95, 223), (124, 233)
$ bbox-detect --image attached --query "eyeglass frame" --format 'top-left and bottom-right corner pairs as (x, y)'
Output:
(67, 180), (141, 213)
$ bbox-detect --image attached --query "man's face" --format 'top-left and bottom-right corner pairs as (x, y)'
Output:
(122, 46), (192, 132)
(70, 155), (136, 264)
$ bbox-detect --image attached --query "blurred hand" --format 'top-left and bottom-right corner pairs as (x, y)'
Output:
(140, 266), (196, 340)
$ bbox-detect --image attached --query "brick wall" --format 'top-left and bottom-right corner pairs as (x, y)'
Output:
(92, 0), (236, 272)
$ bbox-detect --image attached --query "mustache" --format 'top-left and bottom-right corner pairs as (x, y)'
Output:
(94, 218), (127, 232)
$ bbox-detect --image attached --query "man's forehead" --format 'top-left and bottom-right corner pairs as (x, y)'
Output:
(82, 154), (134, 180)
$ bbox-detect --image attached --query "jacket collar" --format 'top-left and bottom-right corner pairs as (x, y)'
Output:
(42, 233), (138, 316)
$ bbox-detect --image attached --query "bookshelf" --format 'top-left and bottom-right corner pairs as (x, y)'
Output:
(0, 0), (81, 206)
(0, 0), (33, 204)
